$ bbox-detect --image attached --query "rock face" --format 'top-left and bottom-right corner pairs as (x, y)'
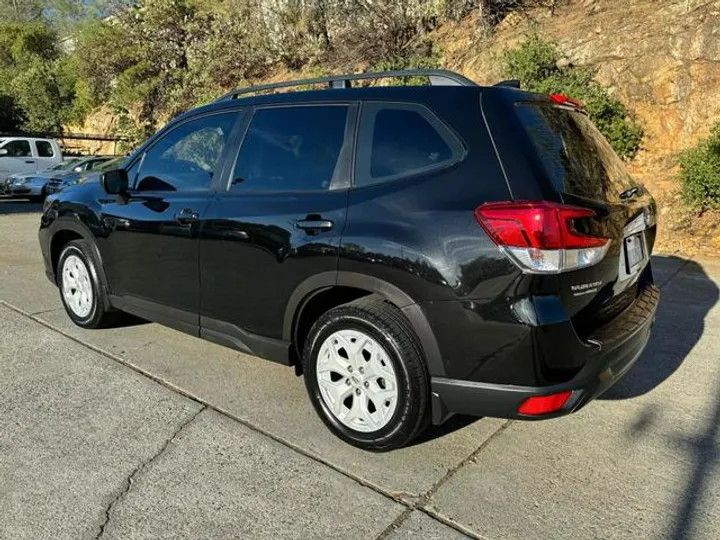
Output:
(442, 0), (720, 177)
(439, 0), (720, 255)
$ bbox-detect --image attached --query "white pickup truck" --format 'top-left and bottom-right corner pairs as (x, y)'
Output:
(0, 137), (63, 180)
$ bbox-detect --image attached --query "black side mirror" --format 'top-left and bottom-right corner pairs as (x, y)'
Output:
(100, 169), (128, 195)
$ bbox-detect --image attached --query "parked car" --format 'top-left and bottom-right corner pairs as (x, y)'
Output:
(43, 156), (116, 195)
(0, 137), (63, 181)
(4, 158), (84, 200)
(39, 69), (659, 450)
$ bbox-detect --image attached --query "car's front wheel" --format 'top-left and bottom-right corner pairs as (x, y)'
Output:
(57, 240), (116, 329)
(303, 296), (430, 451)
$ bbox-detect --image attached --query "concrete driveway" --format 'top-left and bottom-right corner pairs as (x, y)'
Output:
(1, 201), (719, 539)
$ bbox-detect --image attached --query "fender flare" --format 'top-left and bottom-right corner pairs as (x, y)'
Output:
(47, 215), (112, 302)
(282, 271), (445, 377)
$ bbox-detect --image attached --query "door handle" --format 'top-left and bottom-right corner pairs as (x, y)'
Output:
(25, 160), (35, 164)
(295, 218), (334, 232)
(175, 208), (199, 224)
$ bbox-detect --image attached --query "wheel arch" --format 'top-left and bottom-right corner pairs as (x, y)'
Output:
(284, 272), (445, 377)
(48, 217), (111, 303)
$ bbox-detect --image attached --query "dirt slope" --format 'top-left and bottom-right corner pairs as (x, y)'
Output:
(439, 0), (720, 255)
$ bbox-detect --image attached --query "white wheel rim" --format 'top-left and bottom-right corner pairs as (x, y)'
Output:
(61, 254), (94, 318)
(316, 329), (399, 433)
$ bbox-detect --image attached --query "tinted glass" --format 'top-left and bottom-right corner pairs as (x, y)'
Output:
(51, 159), (81, 171)
(137, 113), (238, 191)
(516, 104), (637, 203)
(355, 103), (463, 187)
(371, 109), (451, 178)
(98, 157), (125, 171)
(36, 140), (54, 157)
(231, 105), (349, 192)
(85, 159), (109, 170)
(4, 140), (31, 157)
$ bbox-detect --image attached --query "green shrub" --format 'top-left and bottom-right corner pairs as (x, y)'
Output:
(678, 122), (720, 210)
(502, 35), (643, 159)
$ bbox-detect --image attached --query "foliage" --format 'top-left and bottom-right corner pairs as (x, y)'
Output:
(0, 22), (84, 132)
(678, 122), (720, 210)
(501, 34), (643, 159)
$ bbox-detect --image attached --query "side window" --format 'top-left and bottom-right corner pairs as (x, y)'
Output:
(4, 140), (32, 157)
(231, 105), (350, 192)
(136, 112), (239, 192)
(86, 160), (104, 170)
(355, 103), (464, 187)
(36, 141), (55, 157)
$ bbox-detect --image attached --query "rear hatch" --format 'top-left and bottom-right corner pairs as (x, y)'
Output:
(484, 89), (657, 341)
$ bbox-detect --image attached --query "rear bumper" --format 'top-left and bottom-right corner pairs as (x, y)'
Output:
(430, 284), (659, 424)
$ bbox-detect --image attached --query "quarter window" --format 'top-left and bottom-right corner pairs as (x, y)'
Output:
(3, 140), (31, 157)
(231, 105), (350, 192)
(355, 103), (464, 187)
(36, 141), (55, 157)
(135, 112), (239, 192)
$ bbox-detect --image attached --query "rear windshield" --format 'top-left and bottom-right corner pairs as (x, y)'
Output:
(516, 103), (637, 203)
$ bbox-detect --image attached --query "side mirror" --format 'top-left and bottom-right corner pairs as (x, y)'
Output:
(72, 166), (82, 172)
(100, 169), (128, 195)
(0, 148), (8, 156)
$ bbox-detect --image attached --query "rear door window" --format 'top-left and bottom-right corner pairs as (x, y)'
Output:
(230, 105), (351, 192)
(355, 102), (464, 187)
(36, 140), (55, 157)
(516, 104), (637, 203)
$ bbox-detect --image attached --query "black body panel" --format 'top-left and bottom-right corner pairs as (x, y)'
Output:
(38, 81), (659, 426)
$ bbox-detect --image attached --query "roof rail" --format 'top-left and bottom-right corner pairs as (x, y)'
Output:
(215, 69), (478, 101)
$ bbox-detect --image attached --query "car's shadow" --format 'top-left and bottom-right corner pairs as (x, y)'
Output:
(601, 255), (718, 400)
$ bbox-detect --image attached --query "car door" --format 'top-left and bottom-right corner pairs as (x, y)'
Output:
(33, 140), (58, 171)
(0, 139), (36, 177)
(199, 103), (356, 347)
(98, 111), (242, 333)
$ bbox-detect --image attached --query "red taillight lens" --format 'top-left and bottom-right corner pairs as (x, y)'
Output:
(549, 93), (584, 108)
(475, 201), (606, 249)
(474, 201), (610, 274)
(518, 391), (572, 416)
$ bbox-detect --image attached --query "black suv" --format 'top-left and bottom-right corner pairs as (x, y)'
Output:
(39, 69), (659, 451)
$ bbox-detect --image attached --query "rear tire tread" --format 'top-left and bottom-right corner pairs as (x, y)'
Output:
(303, 295), (430, 451)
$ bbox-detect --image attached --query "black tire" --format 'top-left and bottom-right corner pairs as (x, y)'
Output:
(57, 240), (118, 329)
(303, 295), (430, 451)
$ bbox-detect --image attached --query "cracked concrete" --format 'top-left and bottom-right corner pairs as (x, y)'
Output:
(2, 210), (719, 539)
(95, 406), (207, 540)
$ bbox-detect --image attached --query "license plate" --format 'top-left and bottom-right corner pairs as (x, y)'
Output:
(625, 233), (645, 273)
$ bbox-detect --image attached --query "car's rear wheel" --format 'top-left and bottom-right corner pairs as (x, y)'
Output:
(303, 296), (430, 451)
(57, 240), (117, 329)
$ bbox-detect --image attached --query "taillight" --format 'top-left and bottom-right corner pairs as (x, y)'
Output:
(549, 93), (584, 108)
(474, 201), (610, 274)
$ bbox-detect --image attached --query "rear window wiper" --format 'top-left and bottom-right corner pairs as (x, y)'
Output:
(619, 186), (641, 200)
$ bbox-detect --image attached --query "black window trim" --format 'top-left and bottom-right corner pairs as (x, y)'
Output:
(353, 100), (466, 188)
(222, 101), (359, 195)
(126, 108), (245, 193)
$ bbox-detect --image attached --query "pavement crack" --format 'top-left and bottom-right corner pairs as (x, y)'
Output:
(418, 420), (511, 509)
(375, 507), (414, 540)
(93, 405), (206, 540)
